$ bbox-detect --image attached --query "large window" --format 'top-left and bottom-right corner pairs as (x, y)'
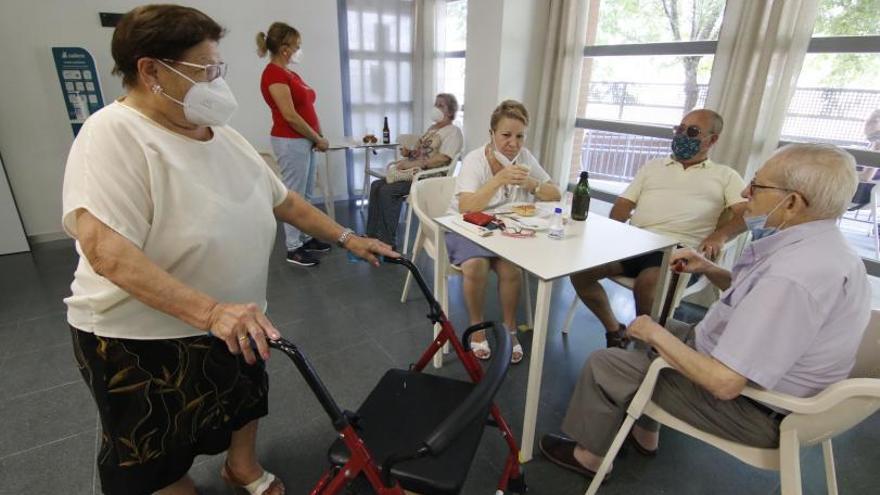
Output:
(780, 0), (880, 261)
(572, 0), (726, 189)
(434, 0), (467, 128)
(343, 0), (415, 194)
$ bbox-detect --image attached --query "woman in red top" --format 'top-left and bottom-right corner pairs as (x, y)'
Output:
(257, 23), (331, 267)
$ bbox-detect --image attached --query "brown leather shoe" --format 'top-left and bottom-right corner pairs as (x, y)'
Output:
(539, 433), (609, 481)
(627, 432), (658, 457)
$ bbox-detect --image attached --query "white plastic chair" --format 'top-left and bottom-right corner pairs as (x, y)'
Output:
(839, 182), (880, 259)
(399, 176), (533, 368)
(361, 133), (460, 254)
(400, 152), (460, 255)
(585, 309), (880, 495)
(363, 133), (419, 182)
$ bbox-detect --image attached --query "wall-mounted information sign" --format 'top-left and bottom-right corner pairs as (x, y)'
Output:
(51, 47), (106, 137)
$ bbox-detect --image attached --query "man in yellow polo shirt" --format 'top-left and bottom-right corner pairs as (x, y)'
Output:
(571, 109), (747, 348)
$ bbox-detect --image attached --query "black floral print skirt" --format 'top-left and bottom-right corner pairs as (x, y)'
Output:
(70, 327), (269, 495)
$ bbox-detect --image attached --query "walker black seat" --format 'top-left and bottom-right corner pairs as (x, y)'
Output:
(328, 369), (488, 495)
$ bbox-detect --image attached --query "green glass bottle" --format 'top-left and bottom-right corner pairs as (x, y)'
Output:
(571, 171), (591, 221)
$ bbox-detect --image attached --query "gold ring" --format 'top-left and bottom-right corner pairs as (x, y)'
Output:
(238, 335), (249, 342)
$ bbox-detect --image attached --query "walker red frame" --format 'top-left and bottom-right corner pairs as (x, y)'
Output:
(271, 257), (526, 494)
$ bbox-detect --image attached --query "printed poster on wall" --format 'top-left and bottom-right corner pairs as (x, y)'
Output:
(51, 47), (106, 137)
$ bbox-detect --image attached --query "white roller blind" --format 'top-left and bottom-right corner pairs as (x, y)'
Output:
(344, 0), (415, 193)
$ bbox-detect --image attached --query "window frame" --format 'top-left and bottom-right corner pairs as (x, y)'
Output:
(574, 22), (880, 272)
(574, 36), (722, 189)
(434, 0), (467, 124)
(780, 34), (880, 273)
(338, 0), (417, 197)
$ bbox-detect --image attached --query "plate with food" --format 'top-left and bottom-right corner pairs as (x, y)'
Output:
(508, 202), (550, 218)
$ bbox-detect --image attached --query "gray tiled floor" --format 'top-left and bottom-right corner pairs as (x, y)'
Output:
(0, 200), (878, 494)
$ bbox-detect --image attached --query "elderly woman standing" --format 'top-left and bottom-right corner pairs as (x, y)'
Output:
(257, 22), (331, 267)
(365, 93), (463, 249)
(62, 6), (392, 495)
(447, 100), (561, 364)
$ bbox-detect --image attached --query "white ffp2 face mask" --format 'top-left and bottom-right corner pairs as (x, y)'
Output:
(288, 49), (303, 68)
(430, 106), (445, 122)
(158, 60), (239, 126)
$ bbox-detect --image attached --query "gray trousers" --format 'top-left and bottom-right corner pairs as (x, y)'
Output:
(272, 136), (315, 251)
(561, 322), (781, 456)
(365, 178), (412, 247)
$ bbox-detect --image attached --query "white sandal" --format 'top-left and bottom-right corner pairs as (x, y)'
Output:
(470, 339), (492, 360)
(510, 333), (524, 365)
(221, 462), (285, 495)
(472, 328), (524, 364)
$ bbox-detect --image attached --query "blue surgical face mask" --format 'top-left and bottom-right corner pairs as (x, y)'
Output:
(745, 196), (790, 241)
(671, 135), (701, 161)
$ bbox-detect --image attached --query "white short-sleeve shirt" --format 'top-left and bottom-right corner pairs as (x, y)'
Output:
(620, 157), (746, 247)
(62, 101), (288, 339)
(447, 145), (551, 214)
(430, 124), (463, 161)
(397, 124), (463, 167)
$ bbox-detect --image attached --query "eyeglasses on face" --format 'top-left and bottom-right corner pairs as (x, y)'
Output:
(162, 59), (228, 81)
(672, 124), (706, 138)
(748, 179), (810, 206)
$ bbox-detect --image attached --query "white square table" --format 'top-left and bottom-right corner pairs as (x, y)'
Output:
(434, 213), (678, 461)
(319, 140), (398, 221)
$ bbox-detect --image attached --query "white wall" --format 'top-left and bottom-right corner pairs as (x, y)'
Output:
(463, 0), (549, 154)
(0, 1), (347, 241)
(0, 154), (29, 254)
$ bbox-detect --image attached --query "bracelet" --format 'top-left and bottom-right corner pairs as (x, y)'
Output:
(336, 228), (355, 248)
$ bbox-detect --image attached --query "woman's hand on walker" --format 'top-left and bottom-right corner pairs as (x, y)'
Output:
(206, 302), (281, 364)
(346, 236), (399, 267)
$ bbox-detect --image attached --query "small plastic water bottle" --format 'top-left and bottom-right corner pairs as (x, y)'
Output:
(548, 207), (565, 240)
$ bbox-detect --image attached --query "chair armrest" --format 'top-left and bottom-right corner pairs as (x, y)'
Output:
(413, 165), (450, 181)
(740, 378), (880, 415)
(366, 167), (388, 179)
(626, 357), (673, 416)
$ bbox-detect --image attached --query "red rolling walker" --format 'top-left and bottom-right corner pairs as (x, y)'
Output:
(269, 257), (527, 494)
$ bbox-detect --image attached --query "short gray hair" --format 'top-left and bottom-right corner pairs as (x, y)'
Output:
(708, 111), (723, 135)
(436, 93), (459, 120)
(771, 143), (857, 219)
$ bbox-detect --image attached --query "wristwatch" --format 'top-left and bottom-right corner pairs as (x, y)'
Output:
(336, 228), (355, 248)
(530, 178), (540, 194)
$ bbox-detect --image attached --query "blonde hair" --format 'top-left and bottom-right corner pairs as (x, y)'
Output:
(256, 22), (299, 57)
(490, 100), (529, 130)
